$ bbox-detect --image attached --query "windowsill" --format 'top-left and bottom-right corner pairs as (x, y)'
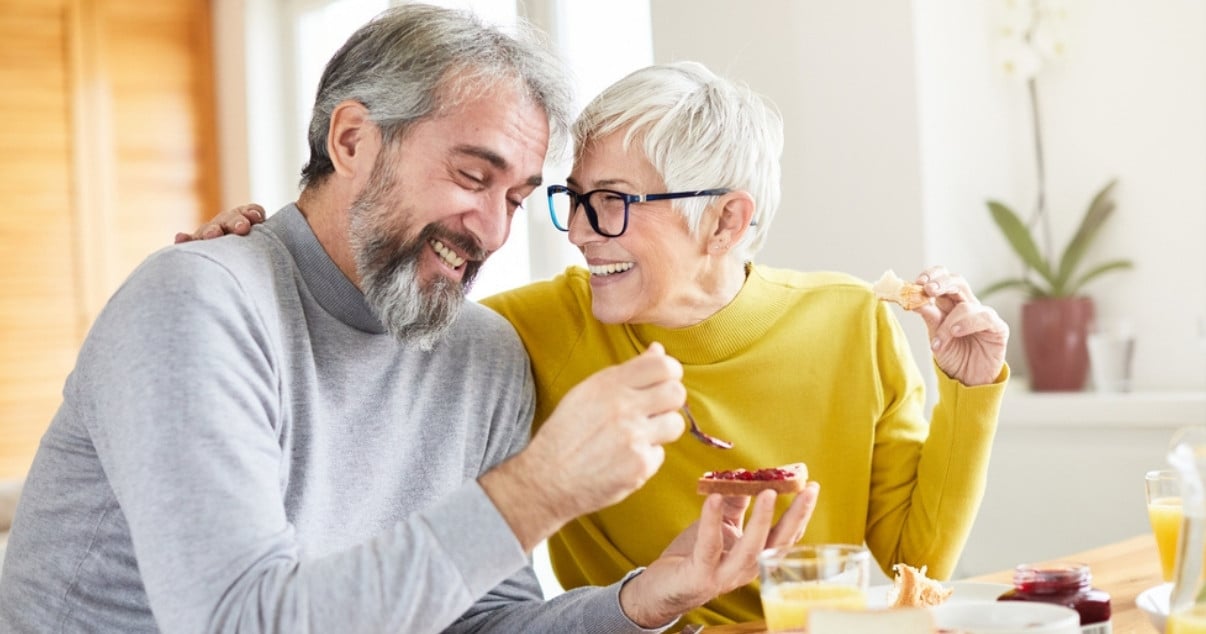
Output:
(1000, 381), (1206, 427)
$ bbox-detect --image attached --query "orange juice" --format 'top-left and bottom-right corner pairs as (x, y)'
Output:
(1150, 496), (1183, 581)
(1168, 604), (1206, 633)
(760, 582), (867, 631)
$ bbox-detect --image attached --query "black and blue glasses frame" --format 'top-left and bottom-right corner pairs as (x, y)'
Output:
(546, 184), (732, 238)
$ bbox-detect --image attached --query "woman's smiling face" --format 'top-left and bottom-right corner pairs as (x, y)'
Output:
(566, 130), (721, 328)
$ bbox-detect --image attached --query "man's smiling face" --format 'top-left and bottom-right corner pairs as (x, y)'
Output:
(349, 83), (549, 348)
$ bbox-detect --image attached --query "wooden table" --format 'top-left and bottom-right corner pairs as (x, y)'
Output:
(698, 533), (1163, 633)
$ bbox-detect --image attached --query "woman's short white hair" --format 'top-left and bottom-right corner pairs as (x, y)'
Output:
(572, 61), (783, 260)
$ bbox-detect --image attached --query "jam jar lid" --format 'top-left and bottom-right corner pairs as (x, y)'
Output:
(1012, 562), (1091, 594)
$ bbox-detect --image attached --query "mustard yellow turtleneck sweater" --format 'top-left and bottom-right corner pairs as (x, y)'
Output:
(480, 264), (1007, 627)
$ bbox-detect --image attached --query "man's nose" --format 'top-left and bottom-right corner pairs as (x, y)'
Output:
(465, 192), (511, 253)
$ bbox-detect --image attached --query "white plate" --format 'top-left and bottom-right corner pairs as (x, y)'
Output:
(932, 602), (1080, 633)
(866, 581), (1013, 608)
(1136, 582), (1172, 633)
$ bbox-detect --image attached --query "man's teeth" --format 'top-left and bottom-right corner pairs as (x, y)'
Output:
(431, 239), (466, 268)
(588, 262), (634, 276)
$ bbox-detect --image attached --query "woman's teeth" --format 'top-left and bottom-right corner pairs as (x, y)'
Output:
(588, 262), (634, 276)
(430, 239), (466, 268)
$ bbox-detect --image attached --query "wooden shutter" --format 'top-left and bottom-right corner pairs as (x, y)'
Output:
(0, 0), (218, 480)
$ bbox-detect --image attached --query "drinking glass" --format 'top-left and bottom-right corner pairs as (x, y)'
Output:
(1167, 426), (1206, 628)
(757, 544), (870, 632)
(1148, 469), (1183, 582)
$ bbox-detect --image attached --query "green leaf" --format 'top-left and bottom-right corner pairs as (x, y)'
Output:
(979, 278), (1048, 299)
(1054, 179), (1118, 290)
(1068, 259), (1134, 294)
(987, 201), (1055, 287)
(979, 278), (1028, 298)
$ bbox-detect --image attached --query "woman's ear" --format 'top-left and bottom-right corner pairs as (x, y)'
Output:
(707, 191), (755, 255)
(327, 100), (380, 180)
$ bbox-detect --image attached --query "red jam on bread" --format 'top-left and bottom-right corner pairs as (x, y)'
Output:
(696, 462), (807, 495)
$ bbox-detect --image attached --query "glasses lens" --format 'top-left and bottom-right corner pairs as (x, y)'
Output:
(549, 188), (575, 231)
(585, 191), (628, 236)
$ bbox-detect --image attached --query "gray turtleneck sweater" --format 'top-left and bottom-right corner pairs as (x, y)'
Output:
(0, 205), (663, 634)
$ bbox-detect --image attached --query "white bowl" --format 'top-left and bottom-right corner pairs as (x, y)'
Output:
(931, 602), (1081, 634)
(1136, 582), (1172, 633)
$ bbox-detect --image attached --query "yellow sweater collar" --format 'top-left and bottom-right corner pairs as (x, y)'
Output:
(627, 264), (794, 365)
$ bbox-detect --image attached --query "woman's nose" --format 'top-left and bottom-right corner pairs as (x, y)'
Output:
(567, 203), (603, 246)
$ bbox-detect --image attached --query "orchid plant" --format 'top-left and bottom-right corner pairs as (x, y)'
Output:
(982, 0), (1132, 299)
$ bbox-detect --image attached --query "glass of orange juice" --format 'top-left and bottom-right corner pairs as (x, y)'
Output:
(1147, 469), (1183, 582)
(1169, 604), (1206, 634)
(757, 544), (870, 632)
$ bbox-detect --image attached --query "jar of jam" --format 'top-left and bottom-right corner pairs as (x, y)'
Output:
(997, 563), (1111, 634)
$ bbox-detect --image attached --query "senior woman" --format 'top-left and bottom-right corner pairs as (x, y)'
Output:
(485, 62), (1009, 626)
(190, 61), (1009, 627)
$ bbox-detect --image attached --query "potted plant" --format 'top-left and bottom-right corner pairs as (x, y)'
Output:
(982, 178), (1133, 391)
(985, 1), (1133, 391)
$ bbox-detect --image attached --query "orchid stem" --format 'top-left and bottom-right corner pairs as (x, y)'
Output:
(1027, 76), (1052, 268)
(1025, 0), (1054, 269)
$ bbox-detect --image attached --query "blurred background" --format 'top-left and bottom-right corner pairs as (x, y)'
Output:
(2, 0), (1205, 584)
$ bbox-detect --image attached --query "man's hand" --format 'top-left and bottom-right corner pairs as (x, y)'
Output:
(175, 204), (266, 243)
(910, 266), (1010, 386)
(619, 482), (821, 628)
(481, 343), (686, 551)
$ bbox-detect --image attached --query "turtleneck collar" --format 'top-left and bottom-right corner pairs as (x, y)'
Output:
(265, 204), (387, 334)
(627, 264), (793, 364)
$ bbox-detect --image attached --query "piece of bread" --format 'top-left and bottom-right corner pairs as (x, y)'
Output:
(872, 269), (932, 310)
(890, 563), (954, 608)
(696, 462), (807, 495)
(809, 607), (936, 634)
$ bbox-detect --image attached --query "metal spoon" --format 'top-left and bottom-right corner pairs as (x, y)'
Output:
(682, 403), (733, 449)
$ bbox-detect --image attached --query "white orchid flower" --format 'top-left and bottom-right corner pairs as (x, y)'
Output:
(996, 0), (1035, 39)
(1030, 20), (1068, 62)
(996, 36), (1043, 81)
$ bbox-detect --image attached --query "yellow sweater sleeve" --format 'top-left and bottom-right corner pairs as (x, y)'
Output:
(862, 300), (1008, 580)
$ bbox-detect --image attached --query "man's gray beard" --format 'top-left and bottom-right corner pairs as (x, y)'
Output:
(356, 229), (465, 351)
(348, 143), (487, 351)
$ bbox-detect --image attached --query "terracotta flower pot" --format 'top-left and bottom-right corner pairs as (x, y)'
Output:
(1021, 296), (1095, 391)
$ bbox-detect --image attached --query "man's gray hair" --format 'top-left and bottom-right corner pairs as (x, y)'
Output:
(300, 3), (572, 187)
(572, 62), (783, 261)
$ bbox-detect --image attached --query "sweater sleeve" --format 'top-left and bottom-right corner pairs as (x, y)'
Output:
(76, 249), (549, 633)
(451, 570), (676, 634)
(863, 302), (1008, 580)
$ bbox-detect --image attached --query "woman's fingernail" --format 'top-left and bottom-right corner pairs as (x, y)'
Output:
(235, 220), (248, 230)
(931, 337), (941, 350)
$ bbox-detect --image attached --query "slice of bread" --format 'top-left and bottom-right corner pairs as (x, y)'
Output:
(872, 269), (932, 311)
(890, 563), (954, 608)
(696, 462), (807, 496)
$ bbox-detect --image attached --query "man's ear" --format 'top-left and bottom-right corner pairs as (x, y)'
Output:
(706, 191), (755, 255)
(327, 100), (380, 179)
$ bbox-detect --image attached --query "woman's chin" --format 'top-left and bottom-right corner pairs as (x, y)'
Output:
(589, 301), (632, 325)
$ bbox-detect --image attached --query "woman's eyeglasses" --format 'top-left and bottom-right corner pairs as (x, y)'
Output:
(546, 184), (731, 238)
